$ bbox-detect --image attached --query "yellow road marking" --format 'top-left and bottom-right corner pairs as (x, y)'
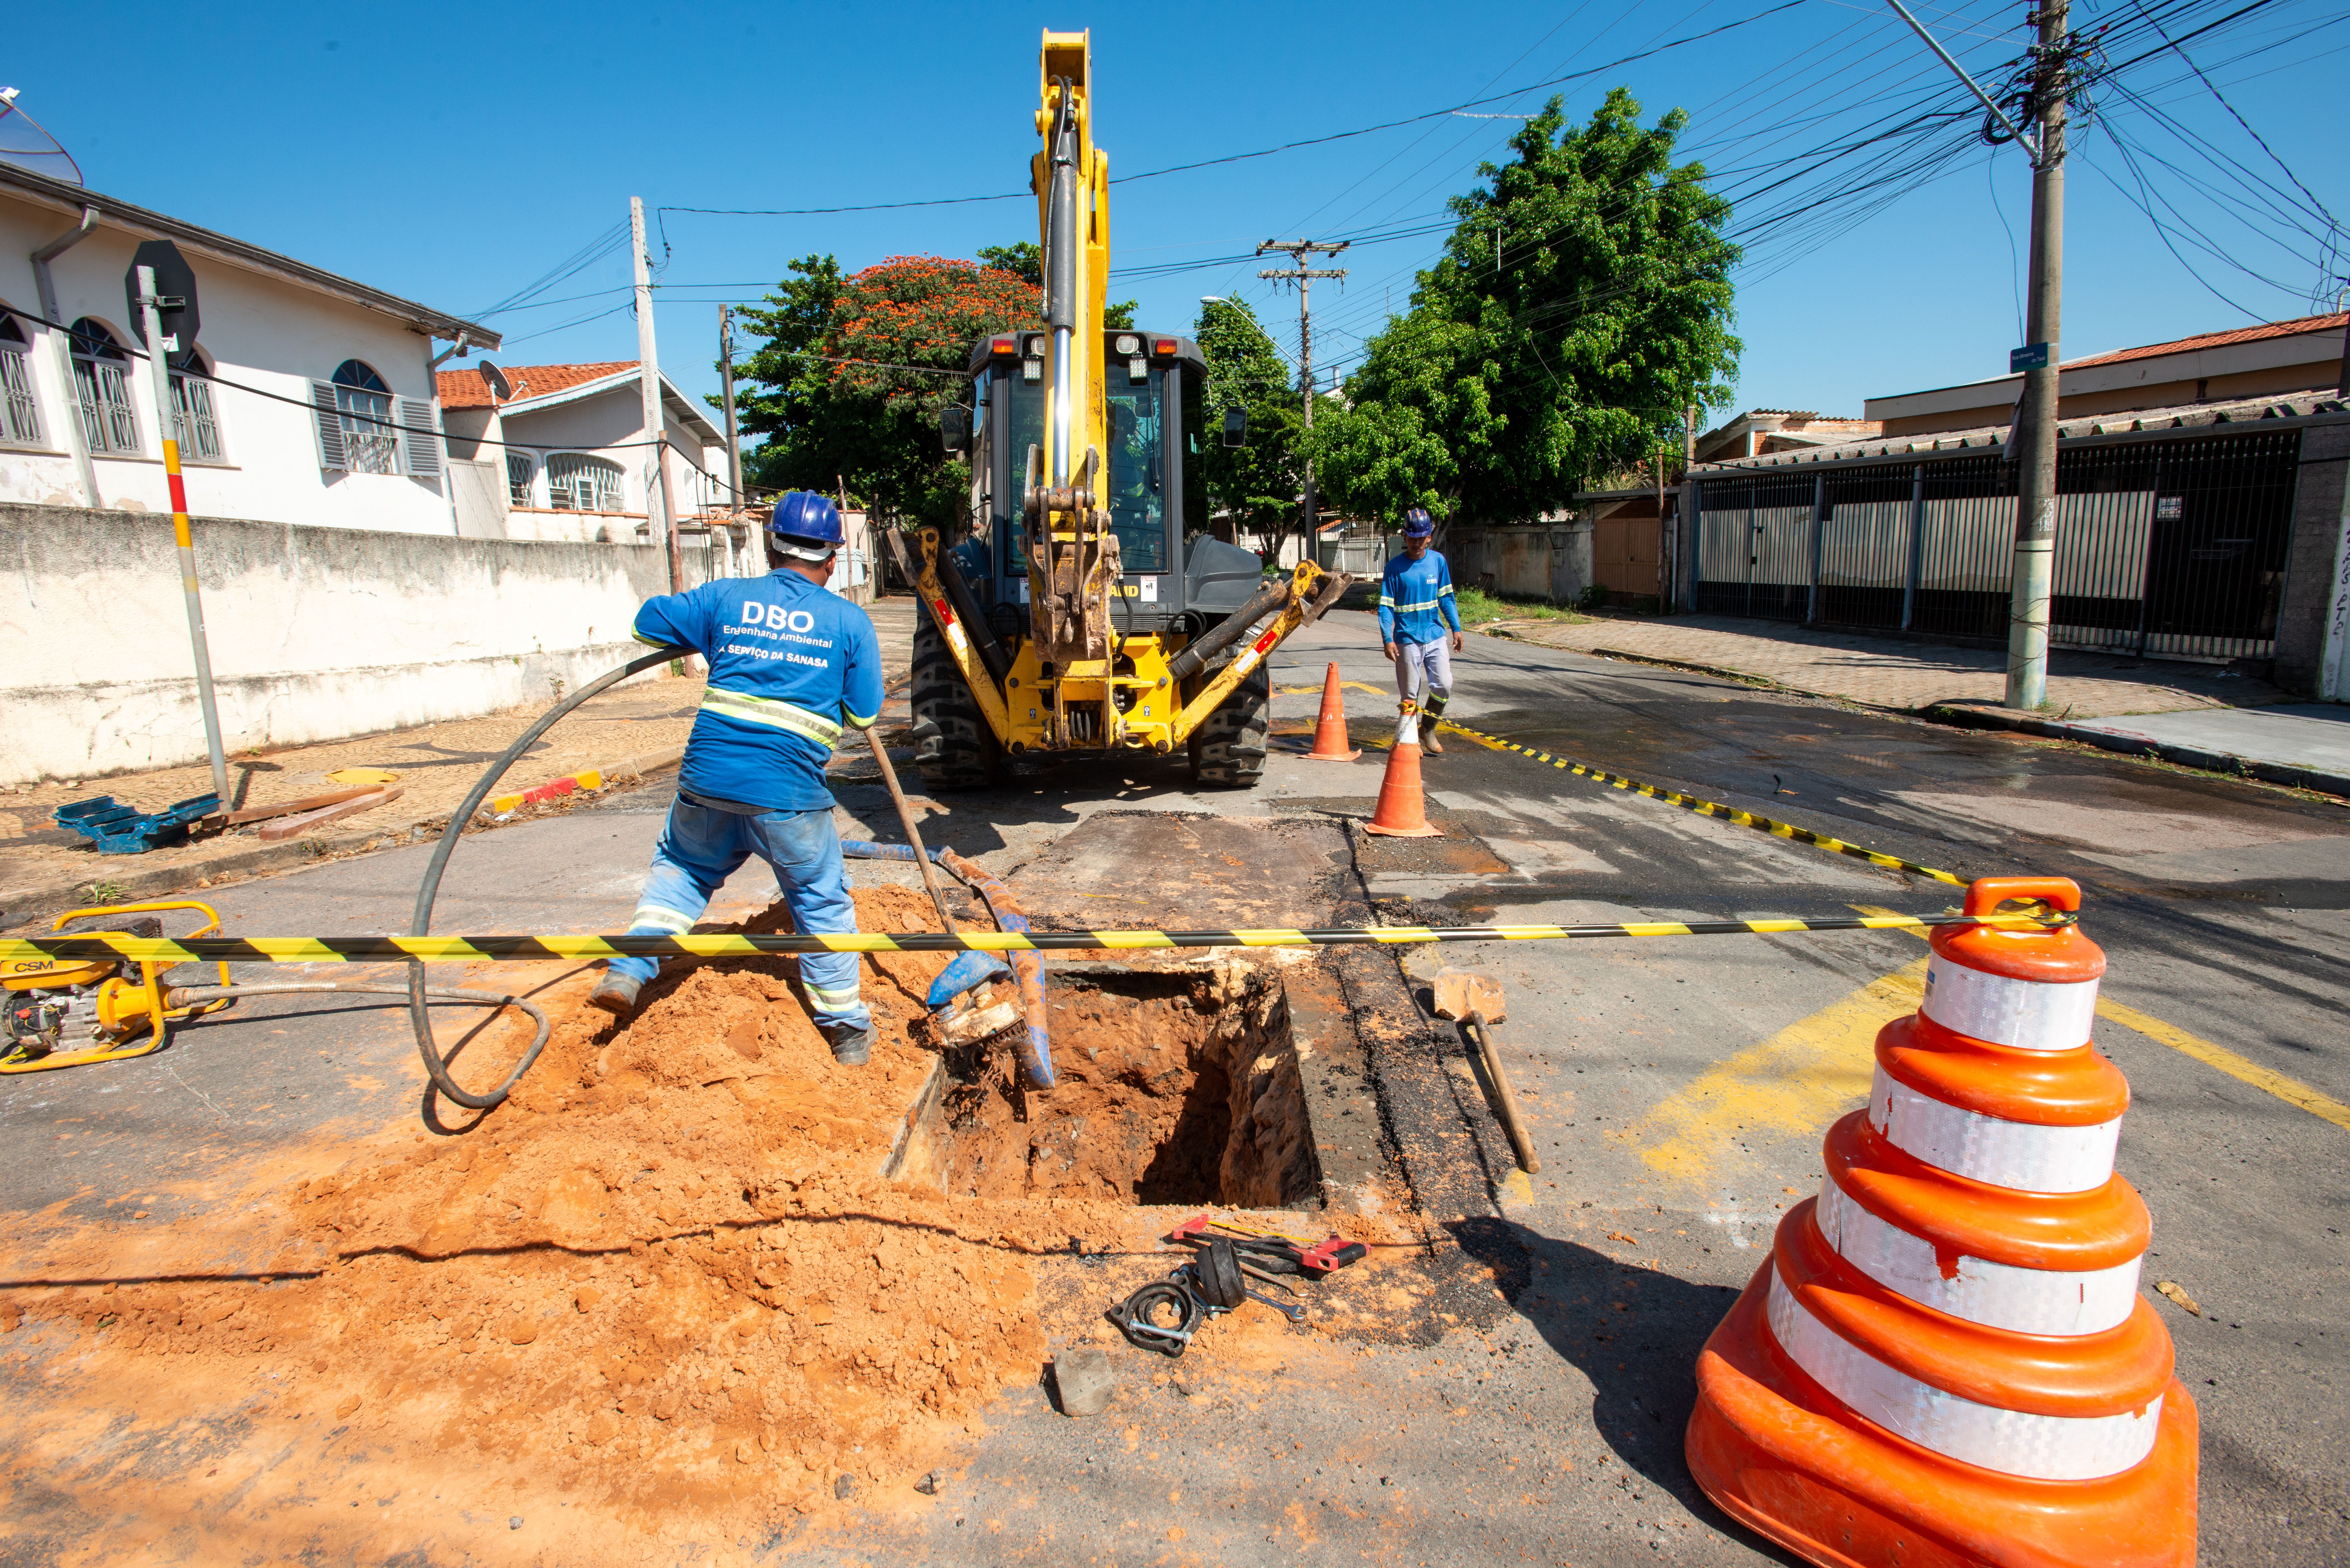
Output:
(1623, 956), (1929, 1188)
(1276, 680), (1389, 698)
(1853, 904), (2350, 1134)
(2094, 997), (2350, 1133)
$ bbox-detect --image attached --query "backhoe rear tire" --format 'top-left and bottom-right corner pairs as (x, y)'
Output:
(1187, 663), (1270, 789)
(910, 613), (1003, 790)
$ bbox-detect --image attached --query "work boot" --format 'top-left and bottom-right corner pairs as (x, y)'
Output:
(822, 1019), (873, 1066)
(1422, 727), (1444, 754)
(586, 971), (641, 1020)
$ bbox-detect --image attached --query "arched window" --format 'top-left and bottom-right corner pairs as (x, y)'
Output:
(170, 347), (225, 464)
(70, 317), (140, 455)
(545, 452), (625, 512)
(330, 358), (399, 474)
(0, 313), (42, 449)
(505, 451), (536, 505)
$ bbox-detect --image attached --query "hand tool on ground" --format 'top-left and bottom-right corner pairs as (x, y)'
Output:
(1107, 1269), (1207, 1357)
(1182, 1240), (1307, 1326)
(860, 724), (1016, 1046)
(1431, 967), (1540, 1174)
(1167, 1215), (1367, 1276)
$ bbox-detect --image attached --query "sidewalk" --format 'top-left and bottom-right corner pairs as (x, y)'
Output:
(1481, 611), (2349, 795)
(0, 596), (920, 925)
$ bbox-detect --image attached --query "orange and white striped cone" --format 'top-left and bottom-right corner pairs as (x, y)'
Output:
(1303, 662), (1361, 761)
(1362, 702), (1442, 837)
(1686, 876), (2197, 1568)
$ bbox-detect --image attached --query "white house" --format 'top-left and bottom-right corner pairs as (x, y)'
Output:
(0, 159), (492, 532)
(0, 164), (747, 784)
(436, 358), (736, 547)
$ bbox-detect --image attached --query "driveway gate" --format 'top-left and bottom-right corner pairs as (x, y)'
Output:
(1688, 428), (2302, 661)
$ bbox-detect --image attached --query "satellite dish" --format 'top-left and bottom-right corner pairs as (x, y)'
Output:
(0, 88), (84, 186)
(477, 361), (513, 400)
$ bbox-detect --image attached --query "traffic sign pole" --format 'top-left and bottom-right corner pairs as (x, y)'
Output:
(136, 263), (231, 811)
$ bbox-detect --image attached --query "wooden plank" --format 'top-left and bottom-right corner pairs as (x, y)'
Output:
(255, 787), (404, 841)
(223, 786), (379, 826)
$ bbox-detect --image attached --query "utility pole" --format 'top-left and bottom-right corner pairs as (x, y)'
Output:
(135, 264), (230, 809)
(2005, 0), (2069, 710)
(1257, 239), (1348, 556)
(719, 305), (745, 512)
(719, 303), (746, 577)
(1886, 0), (2069, 710)
(630, 196), (683, 594)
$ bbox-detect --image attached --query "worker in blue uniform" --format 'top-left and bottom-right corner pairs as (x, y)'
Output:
(587, 491), (885, 1065)
(1376, 507), (1463, 753)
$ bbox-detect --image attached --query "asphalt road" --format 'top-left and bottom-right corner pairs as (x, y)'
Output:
(864, 609), (2348, 1566)
(4, 603), (2344, 1565)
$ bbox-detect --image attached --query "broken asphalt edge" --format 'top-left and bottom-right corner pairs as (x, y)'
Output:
(1, 745), (687, 928)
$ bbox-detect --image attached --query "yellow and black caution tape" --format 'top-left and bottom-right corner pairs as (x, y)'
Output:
(1436, 722), (1965, 887)
(0, 911), (2059, 968)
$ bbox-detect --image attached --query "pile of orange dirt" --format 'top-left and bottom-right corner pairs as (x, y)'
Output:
(0, 883), (1429, 1561)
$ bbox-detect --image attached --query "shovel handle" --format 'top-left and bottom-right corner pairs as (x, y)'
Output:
(863, 725), (957, 934)
(1469, 1009), (1542, 1176)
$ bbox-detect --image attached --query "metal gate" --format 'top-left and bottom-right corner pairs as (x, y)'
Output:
(1690, 429), (2302, 661)
(1690, 470), (1817, 621)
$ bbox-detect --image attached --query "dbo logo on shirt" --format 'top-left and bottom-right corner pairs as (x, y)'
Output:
(741, 601), (818, 634)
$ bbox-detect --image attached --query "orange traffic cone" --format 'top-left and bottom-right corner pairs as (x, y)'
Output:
(1362, 705), (1442, 837)
(1686, 876), (2197, 1568)
(1304, 662), (1360, 761)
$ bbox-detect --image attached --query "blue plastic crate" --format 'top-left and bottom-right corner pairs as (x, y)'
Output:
(54, 792), (222, 854)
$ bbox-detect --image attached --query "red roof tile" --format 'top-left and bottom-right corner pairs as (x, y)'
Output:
(2066, 311), (2348, 370)
(436, 360), (639, 409)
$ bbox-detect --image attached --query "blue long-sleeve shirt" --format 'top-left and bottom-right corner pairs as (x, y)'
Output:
(633, 569), (884, 813)
(1377, 549), (1462, 644)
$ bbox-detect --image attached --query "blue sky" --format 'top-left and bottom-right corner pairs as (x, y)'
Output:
(11, 1), (2346, 432)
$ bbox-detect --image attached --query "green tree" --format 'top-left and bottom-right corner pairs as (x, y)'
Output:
(977, 240), (1137, 330)
(1193, 297), (1306, 559)
(1311, 88), (1739, 528)
(728, 253), (1038, 528)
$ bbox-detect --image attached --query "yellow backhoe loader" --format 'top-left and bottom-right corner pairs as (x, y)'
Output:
(888, 29), (1348, 790)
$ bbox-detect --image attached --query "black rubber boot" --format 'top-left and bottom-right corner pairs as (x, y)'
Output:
(586, 972), (641, 1020)
(822, 1020), (873, 1066)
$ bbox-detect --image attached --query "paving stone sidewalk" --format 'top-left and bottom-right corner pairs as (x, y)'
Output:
(0, 596), (919, 925)
(1480, 611), (2293, 719)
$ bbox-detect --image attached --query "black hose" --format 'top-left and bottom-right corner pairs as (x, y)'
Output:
(167, 983), (551, 1096)
(405, 643), (690, 1110)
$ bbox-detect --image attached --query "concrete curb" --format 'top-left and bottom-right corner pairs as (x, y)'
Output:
(1476, 628), (2350, 801)
(4, 746), (691, 927)
(1922, 704), (2350, 799)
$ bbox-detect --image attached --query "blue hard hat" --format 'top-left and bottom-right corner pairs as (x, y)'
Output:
(769, 490), (845, 554)
(1401, 507), (1434, 538)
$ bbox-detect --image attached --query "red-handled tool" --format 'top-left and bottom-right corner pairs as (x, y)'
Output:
(1164, 1214), (1366, 1276)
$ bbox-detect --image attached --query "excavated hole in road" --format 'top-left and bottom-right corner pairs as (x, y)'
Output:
(902, 963), (1319, 1208)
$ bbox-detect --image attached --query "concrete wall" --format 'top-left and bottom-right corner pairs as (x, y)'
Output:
(2276, 419), (2350, 699)
(1, 192), (456, 535)
(1443, 519), (1593, 606)
(0, 501), (736, 783)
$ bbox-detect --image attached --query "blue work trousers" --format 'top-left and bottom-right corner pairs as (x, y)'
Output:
(609, 796), (868, 1030)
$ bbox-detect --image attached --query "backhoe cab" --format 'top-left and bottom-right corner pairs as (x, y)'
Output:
(890, 29), (1347, 791)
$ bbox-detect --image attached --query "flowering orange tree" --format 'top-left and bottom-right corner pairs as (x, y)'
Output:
(730, 253), (1038, 528)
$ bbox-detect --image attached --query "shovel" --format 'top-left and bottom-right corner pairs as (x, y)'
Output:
(1431, 967), (1541, 1175)
(862, 727), (1012, 1047)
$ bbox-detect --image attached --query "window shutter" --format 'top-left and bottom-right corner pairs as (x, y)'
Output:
(398, 397), (442, 478)
(311, 380), (347, 471)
